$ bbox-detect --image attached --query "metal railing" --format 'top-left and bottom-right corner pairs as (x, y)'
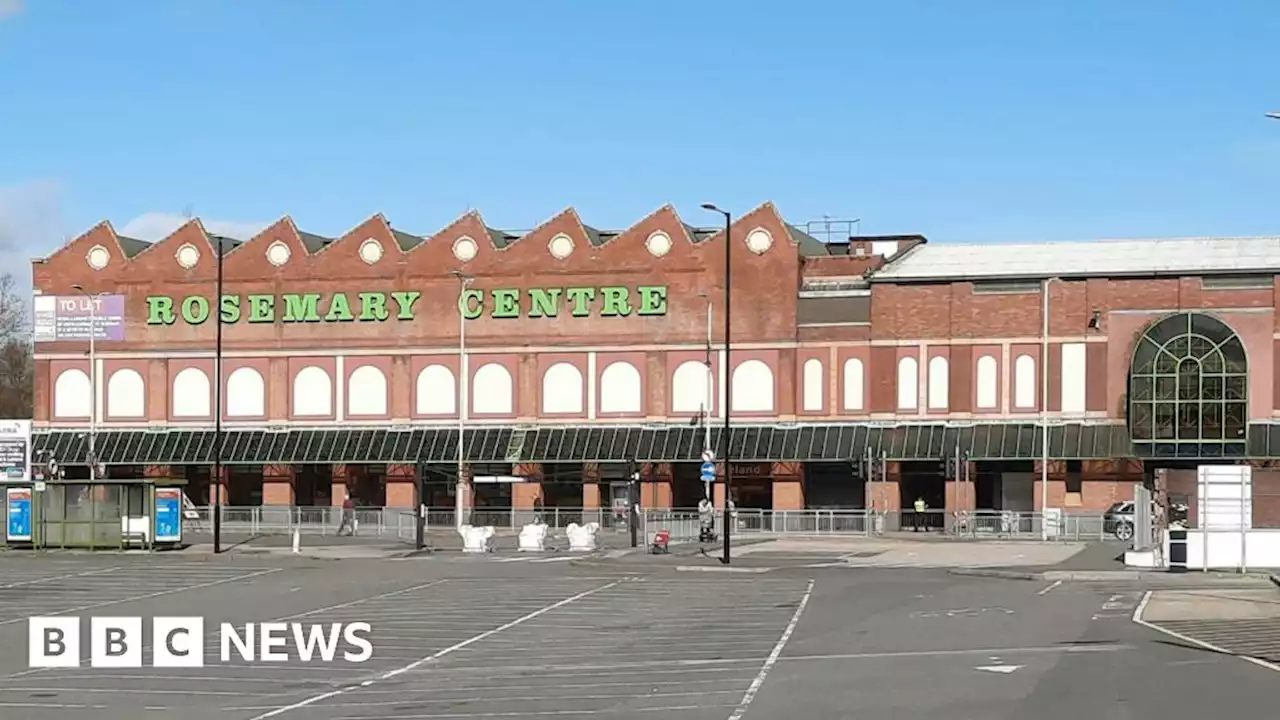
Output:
(184, 505), (1116, 545)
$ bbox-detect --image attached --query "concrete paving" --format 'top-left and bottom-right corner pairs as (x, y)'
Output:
(0, 553), (1275, 719)
(1138, 587), (1280, 666)
(716, 536), (1091, 568)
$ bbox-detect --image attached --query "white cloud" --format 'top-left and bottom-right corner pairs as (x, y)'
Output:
(0, 0), (23, 19)
(118, 212), (269, 242)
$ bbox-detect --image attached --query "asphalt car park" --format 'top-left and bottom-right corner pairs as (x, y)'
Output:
(0, 554), (1274, 719)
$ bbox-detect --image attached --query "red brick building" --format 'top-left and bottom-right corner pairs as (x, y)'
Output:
(28, 204), (1280, 516)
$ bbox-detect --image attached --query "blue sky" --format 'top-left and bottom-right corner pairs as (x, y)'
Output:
(2, 0), (1279, 276)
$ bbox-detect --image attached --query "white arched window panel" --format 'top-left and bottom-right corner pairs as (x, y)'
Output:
(1014, 355), (1036, 409)
(472, 363), (514, 414)
(802, 359), (824, 412)
(671, 360), (712, 414)
(226, 367), (265, 417)
(731, 360), (774, 413)
(975, 356), (998, 409)
(842, 358), (865, 411)
(54, 368), (91, 418)
(542, 362), (584, 414)
(897, 356), (919, 410)
(107, 369), (145, 418)
(927, 356), (949, 410)
(415, 364), (456, 415)
(599, 362), (642, 413)
(293, 366), (332, 417)
(348, 365), (388, 416)
(172, 367), (211, 417)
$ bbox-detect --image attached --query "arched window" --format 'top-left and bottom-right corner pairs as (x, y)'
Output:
(1128, 312), (1247, 455)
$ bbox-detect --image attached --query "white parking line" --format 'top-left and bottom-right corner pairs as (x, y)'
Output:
(247, 580), (622, 719)
(0, 566), (124, 589)
(1037, 580), (1063, 596)
(1131, 590), (1280, 674)
(0, 567), (282, 627)
(726, 579), (814, 720)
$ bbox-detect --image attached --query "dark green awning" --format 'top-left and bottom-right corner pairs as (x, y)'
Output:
(26, 422), (1190, 465)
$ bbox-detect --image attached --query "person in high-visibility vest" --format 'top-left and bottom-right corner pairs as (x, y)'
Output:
(913, 497), (927, 532)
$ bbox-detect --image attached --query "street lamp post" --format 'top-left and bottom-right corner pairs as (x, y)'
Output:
(1040, 277), (1055, 540)
(70, 286), (100, 484)
(451, 270), (473, 530)
(700, 203), (732, 565)
(212, 237), (225, 553)
(697, 292), (714, 500)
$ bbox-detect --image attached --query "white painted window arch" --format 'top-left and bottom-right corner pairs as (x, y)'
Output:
(472, 363), (513, 414)
(802, 358), (824, 411)
(975, 355), (998, 409)
(172, 367), (211, 417)
(226, 367), (265, 417)
(416, 364), (456, 415)
(599, 361), (642, 413)
(542, 362), (584, 414)
(672, 360), (712, 414)
(731, 360), (774, 413)
(293, 366), (332, 416)
(348, 365), (388, 416)
(843, 358), (864, 411)
(1014, 354), (1037, 409)
(927, 356), (949, 410)
(897, 356), (918, 410)
(54, 368), (91, 418)
(107, 368), (145, 418)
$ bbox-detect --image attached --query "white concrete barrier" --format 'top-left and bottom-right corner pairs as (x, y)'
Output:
(566, 522), (600, 552)
(518, 523), (548, 552)
(459, 525), (495, 553)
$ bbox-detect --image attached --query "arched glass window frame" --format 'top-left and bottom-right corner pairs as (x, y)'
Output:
(1127, 312), (1247, 455)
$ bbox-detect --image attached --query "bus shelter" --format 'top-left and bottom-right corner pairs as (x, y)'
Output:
(4, 477), (188, 550)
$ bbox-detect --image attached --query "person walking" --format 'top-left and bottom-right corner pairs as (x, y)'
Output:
(698, 495), (715, 542)
(913, 496), (927, 532)
(337, 490), (356, 536)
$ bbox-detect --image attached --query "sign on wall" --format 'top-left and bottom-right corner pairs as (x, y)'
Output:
(32, 294), (126, 342)
(0, 420), (31, 483)
(144, 285), (670, 326)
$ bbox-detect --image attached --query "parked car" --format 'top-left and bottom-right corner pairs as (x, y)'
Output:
(1104, 499), (1190, 541)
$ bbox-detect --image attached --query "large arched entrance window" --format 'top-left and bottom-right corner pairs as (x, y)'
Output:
(1128, 312), (1248, 457)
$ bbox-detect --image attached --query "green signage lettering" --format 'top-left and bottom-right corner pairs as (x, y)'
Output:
(491, 289), (520, 319)
(637, 286), (667, 315)
(459, 289), (483, 319)
(282, 294), (321, 322)
(144, 284), (668, 327)
(220, 295), (241, 323)
(247, 295), (274, 323)
(565, 287), (596, 317)
(528, 288), (562, 318)
(147, 296), (175, 325)
(359, 292), (389, 321)
(391, 291), (421, 320)
(600, 286), (632, 317)
(325, 294), (354, 322)
(181, 296), (209, 324)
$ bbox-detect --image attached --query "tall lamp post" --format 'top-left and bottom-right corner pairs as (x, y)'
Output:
(1040, 277), (1056, 540)
(450, 270), (473, 530)
(696, 292), (714, 500)
(70, 286), (102, 484)
(212, 237), (225, 553)
(700, 203), (732, 565)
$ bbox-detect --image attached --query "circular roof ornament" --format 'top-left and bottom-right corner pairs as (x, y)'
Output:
(358, 238), (383, 265)
(175, 243), (200, 269)
(452, 236), (478, 262)
(645, 231), (672, 258)
(745, 228), (773, 255)
(266, 240), (291, 267)
(86, 245), (110, 271)
(549, 233), (575, 260)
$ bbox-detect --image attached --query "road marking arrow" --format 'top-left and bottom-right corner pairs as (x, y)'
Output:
(975, 665), (1022, 674)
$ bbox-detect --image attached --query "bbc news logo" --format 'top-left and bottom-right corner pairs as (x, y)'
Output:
(28, 617), (373, 668)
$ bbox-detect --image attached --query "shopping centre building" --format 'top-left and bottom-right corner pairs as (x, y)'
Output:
(26, 203), (1280, 518)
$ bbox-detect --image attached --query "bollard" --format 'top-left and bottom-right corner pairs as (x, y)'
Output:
(292, 528), (301, 554)
(1168, 528), (1187, 573)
